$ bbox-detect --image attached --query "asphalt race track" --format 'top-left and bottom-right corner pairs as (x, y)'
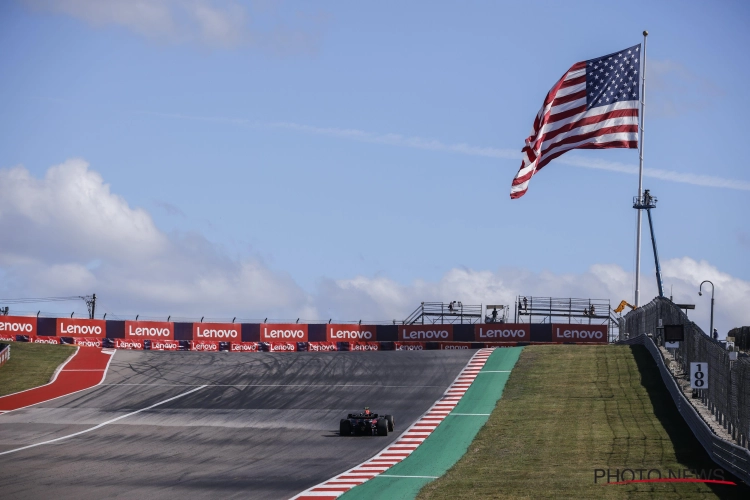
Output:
(0, 349), (475, 499)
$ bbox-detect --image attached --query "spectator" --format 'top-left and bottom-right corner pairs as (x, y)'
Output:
(713, 328), (718, 340)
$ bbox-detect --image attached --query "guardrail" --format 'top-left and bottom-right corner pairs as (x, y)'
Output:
(618, 333), (750, 485)
(620, 297), (750, 453)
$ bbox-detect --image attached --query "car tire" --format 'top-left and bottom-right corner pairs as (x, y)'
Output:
(376, 417), (388, 436)
(340, 419), (351, 436)
(384, 414), (395, 432)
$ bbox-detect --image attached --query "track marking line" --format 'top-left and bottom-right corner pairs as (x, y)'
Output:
(450, 413), (491, 416)
(0, 384), (207, 456)
(478, 370), (511, 373)
(376, 475), (439, 479)
(291, 348), (496, 500)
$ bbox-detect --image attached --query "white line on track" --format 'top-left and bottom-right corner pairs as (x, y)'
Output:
(0, 384), (207, 456)
(377, 475), (439, 479)
(450, 413), (491, 416)
(478, 370), (511, 373)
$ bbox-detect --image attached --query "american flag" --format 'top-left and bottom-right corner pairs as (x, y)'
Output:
(510, 44), (641, 199)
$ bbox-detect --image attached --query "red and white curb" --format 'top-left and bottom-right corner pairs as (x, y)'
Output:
(291, 348), (494, 500)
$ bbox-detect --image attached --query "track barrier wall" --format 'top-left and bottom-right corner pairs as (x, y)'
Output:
(619, 296), (750, 483)
(0, 316), (608, 349)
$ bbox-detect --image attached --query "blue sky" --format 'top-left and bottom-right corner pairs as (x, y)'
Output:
(1, 0), (748, 334)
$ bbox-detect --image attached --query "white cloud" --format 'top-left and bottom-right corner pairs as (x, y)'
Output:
(0, 159), (167, 264)
(24, 0), (324, 52)
(315, 260), (749, 335)
(2, 160), (747, 335)
(0, 160), (313, 319)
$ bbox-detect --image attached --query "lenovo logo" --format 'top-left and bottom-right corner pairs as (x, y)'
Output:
(270, 343), (296, 351)
(196, 327), (239, 339)
(231, 343), (258, 352)
(75, 339), (102, 347)
(263, 328), (304, 340)
(194, 342), (218, 351)
(554, 327), (604, 340)
(59, 322), (103, 336)
(478, 328), (527, 339)
(33, 338), (59, 344)
(401, 329), (449, 340)
(352, 344), (379, 351)
(129, 325), (170, 337)
(329, 328), (374, 340)
(0, 322), (33, 333)
(117, 340), (144, 349)
(309, 343), (336, 352)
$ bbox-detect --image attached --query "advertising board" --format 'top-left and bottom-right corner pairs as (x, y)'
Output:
(326, 324), (377, 342)
(192, 340), (220, 352)
(399, 325), (453, 342)
(146, 340), (180, 351)
(475, 324), (530, 342)
(125, 321), (174, 340)
(57, 318), (106, 338)
(308, 342), (337, 352)
(230, 342), (259, 352)
(551, 324), (607, 343)
(260, 324), (308, 342)
(31, 336), (60, 345)
(0, 316), (37, 336)
(193, 323), (241, 341)
(116, 338), (144, 350)
(73, 337), (103, 348)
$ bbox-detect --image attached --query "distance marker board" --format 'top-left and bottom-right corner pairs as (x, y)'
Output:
(690, 362), (709, 389)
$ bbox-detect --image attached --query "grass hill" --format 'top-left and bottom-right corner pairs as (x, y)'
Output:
(419, 345), (749, 499)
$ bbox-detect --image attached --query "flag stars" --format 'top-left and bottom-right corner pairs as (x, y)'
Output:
(586, 45), (639, 108)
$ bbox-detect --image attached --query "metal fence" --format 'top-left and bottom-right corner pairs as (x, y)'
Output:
(619, 296), (750, 483)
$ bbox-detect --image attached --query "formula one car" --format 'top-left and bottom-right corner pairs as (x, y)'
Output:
(340, 407), (395, 436)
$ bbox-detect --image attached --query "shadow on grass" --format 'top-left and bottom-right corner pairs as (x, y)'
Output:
(630, 344), (750, 498)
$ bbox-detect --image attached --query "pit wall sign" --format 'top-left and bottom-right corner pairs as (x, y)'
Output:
(125, 320), (174, 340)
(0, 316), (38, 336)
(399, 325), (454, 341)
(551, 324), (607, 343)
(260, 324), (308, 342)
(193, 323), (241, 341)
(326, 324), (377, 342)
(57, 318), (106, 338)
(475, 324), (530, 342)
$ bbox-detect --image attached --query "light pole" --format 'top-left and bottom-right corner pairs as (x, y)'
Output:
(699, 280), (714, 338)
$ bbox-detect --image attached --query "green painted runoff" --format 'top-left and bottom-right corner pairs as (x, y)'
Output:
(339, 347), (523, 500)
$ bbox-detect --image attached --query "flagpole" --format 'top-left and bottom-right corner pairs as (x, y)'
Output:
(634, 30), (648, 307)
